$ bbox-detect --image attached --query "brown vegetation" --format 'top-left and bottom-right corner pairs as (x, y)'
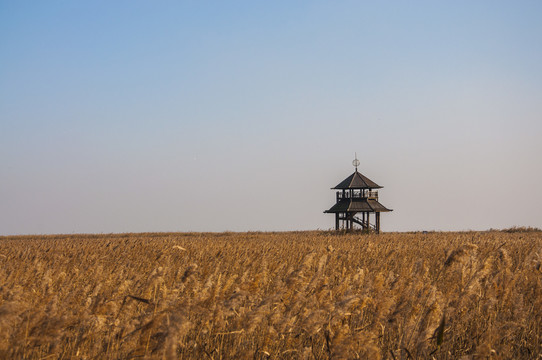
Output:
(1, 230), (541, 359)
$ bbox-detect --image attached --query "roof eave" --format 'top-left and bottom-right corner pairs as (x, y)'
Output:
(332, 185), (383, 190)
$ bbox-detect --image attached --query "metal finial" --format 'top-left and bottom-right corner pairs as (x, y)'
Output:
(352, 152), (360, 171)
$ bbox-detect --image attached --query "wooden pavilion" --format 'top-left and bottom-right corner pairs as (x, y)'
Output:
(325, 156), (392, 233)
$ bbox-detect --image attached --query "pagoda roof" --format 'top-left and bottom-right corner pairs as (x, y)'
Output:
(333, 171), (382, 189)
(324, 199), (392, 213)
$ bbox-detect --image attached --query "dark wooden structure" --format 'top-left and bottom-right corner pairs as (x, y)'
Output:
(325, 156), (392, 233)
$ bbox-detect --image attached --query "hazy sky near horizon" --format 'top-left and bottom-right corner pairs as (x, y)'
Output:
(1, 1), (541, 235)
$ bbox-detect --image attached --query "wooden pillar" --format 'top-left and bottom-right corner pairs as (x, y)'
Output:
(367, 212), (370, 231)
(335, 213), (339, 230)
(376, 212), (381, 234)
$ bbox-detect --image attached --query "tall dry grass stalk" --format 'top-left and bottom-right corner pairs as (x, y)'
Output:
(0, 230), (541, 359)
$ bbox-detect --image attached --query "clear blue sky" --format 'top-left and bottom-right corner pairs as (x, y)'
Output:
(1, 1), (541, 234)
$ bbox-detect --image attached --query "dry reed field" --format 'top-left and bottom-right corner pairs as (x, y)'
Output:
(1, 230), (541, 359)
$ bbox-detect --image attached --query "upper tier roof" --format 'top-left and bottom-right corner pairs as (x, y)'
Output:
(333, 171), (382, 189)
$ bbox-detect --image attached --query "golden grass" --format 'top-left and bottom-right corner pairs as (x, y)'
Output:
(0, 230), (541, 359)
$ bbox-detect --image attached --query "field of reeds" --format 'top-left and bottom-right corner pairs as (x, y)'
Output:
(1, 230), (541, 359)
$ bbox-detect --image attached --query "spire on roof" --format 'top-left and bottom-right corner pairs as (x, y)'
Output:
(352, 152), (360, 171)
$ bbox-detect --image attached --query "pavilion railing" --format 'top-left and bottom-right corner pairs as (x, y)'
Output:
(336, 191), (378, 201)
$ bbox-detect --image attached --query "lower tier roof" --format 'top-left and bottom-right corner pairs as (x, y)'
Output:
(324, 199), (392, 213)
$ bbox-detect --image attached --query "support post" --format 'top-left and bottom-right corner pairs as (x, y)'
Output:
(335, 213), (339, 230)
(376, 212), (381, 234)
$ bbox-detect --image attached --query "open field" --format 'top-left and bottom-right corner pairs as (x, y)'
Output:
(1, 230), (541, 359)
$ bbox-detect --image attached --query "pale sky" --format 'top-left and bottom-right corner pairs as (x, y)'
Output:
(1, 1), (541, 235)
